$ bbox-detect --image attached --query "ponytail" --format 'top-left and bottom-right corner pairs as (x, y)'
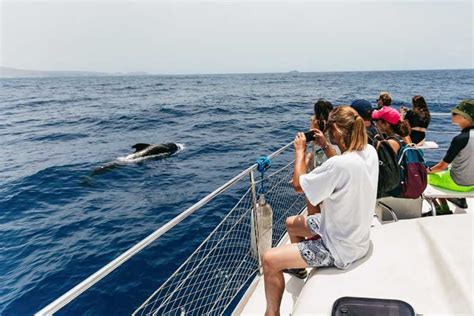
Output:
(393, 120), (411, 137)
(348, 115), (367, 151)
(328, 106), (368, 152)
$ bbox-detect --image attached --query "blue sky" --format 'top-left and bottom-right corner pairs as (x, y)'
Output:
(1, 0), (472, 74)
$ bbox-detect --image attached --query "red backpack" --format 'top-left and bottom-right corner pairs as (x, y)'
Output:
(397, 144), (428, 199)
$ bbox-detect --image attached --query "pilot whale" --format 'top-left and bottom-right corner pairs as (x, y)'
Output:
(124, 143), (180, 160)
(90, 143), (183, 176)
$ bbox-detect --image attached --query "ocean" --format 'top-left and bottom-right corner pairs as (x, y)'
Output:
(0, 69), (472, 315)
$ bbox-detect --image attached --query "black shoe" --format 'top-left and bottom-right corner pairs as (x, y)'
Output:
(447, 198), (468, 209)
(282, 268), (307, 279)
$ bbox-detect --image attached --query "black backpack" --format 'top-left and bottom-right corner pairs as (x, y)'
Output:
(373, 138), (401, 198)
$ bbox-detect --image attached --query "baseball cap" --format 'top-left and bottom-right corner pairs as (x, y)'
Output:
(350, 99), (373, 119)
(451, 99), (474, 122)
(372, 106), (401, 125)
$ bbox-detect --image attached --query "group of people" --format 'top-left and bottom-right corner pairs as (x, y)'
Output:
(261, 94), (474, 316)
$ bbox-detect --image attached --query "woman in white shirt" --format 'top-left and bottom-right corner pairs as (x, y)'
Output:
(262, 106), (379, 316)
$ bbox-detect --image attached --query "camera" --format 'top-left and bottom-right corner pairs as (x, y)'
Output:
(304, 131), (316, 142)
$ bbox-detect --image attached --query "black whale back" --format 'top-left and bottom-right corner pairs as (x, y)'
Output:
(132, 143), (151, 152)
(131, 143), (179, 156)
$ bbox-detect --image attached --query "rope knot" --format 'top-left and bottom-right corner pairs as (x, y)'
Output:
(256, 156), (271, 173)
(256, 156), (272, 195)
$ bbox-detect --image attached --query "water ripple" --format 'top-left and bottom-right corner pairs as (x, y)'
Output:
(0, 69), (472, 315)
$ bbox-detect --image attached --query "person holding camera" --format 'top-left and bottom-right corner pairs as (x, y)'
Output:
(306, 99), (336, 168)
(262, 106), (378, 316)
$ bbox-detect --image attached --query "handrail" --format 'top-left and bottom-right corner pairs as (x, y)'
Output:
(35, 141), (294, 316)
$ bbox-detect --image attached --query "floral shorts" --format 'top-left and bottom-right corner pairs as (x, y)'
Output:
(296, 214), (335, 268)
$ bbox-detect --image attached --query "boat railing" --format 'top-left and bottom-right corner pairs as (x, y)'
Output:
(35, 123), (451, 315)
(36, 140), (308, 315)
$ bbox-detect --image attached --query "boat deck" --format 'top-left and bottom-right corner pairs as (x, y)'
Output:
(235, 198), (473, 315)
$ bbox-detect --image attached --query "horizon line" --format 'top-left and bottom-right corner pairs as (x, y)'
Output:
(1, 65), (473, 78)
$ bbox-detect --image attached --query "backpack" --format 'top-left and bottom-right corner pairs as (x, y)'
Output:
(373, 138), (401, 198)
(397, 144), (428, 199)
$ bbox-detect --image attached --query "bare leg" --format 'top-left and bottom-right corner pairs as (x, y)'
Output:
(285, 215), (314, 244)
(262, 244), (309, 316)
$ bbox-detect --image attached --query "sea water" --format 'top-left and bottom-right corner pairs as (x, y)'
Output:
(0, 70), (472, 315)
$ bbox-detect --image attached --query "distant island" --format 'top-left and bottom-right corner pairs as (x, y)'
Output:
(0, 66), (149, 78)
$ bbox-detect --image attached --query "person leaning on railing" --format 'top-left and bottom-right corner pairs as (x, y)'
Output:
(261, 106), (379, 316)
(427, 99), (474, 214)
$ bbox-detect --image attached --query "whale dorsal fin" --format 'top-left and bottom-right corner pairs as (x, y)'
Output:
(132, 143), (151, 152)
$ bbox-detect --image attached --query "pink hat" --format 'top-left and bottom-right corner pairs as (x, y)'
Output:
(371, 106), (401, 125)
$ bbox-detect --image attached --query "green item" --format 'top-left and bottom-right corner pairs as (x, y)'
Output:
(428, 170), (474, 192)
(451, 99), (474, 122)
(435, 203), (452, 216)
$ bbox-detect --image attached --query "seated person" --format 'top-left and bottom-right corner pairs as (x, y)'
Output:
(376, 91), (392, 109)
(262, 106), (378, 316)
(371, 106), (411, 154)
(427, 100), (474, 214)
(401, 95), (431, 146)
(350, 99), (377, 145)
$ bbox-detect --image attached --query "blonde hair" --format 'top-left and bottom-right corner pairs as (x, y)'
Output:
(328, 106), (367, 152)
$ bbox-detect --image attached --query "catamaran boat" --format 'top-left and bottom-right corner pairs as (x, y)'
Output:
(35, 137), (473, 315)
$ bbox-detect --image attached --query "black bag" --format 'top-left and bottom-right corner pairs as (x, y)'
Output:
(373, 139), (400, 198)
(332, 296), (415, 316)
